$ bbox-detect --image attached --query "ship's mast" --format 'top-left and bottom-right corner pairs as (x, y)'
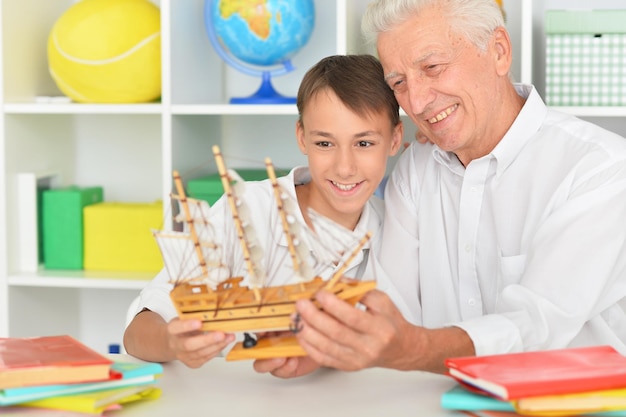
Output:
(171, 170), (212, 290)
(324, 231), (372, 290)
(212, 145), (261, 302)
(265, 158), (305, 278)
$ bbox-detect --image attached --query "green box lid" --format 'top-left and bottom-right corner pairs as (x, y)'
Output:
(187, 168), (287, 194)
(43, 186), (104, 207)
(546, 10), (626, 34)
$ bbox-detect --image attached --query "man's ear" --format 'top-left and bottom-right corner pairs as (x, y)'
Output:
(389, 121), (404, 156)
(295, 120), (307, 154)
(493, 26), (513, 76)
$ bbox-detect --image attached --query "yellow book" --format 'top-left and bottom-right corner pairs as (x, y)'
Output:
(19, 385), (161, 414)
(514, 387), (626, 416)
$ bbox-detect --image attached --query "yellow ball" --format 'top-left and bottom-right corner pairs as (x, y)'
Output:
(48, 0), (161, 103)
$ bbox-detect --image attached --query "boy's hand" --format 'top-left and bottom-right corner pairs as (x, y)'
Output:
(415, 130), (432, 144)
(253, 355), (320, 378)
(166, 318), (235, 368)
(251, 331), (321, 378)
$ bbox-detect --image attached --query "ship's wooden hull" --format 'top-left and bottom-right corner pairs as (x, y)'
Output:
(170, 276), (376, 333)
(226, 335), (307, 361)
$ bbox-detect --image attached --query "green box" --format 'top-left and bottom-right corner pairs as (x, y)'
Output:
(187, 168), (287, 205)
(42, 186), (104, 269)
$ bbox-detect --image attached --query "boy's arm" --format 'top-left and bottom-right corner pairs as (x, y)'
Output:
(123, 309), (177, 362)
(123, 309), (235, 368)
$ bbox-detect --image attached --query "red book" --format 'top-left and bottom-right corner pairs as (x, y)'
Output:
(0, 335), (113, 389)
(445, 345), (626, 400)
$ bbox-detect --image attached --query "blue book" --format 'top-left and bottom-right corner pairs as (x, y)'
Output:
(0, 361), (162, 406)
(442, 385), (626, 417)
(441, 385), (516, 412)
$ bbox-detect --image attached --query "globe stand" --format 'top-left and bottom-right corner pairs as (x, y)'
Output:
(204, 0), (314, 106)
(230, 71), (296, 105)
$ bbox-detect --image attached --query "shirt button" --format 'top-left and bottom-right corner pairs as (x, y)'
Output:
(464, 244), (473, 252)
(468, 299), (477, 306)
(470, 186), (478, 192)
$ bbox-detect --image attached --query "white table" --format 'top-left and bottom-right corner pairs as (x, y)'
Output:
(115, 355), (460, 417)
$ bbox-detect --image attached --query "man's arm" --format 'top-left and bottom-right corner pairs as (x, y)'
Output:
(294, 289), (474, 374)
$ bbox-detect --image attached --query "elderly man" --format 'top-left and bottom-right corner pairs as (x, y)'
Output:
(254, 0), (626, 378)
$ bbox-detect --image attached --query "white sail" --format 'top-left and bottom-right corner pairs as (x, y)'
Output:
(306, 208), (363, 269)
(174, 197), (219, 244)
(229, 169), (267, 288)
(153, 229), (229, 285)
(278, 184), (314, 282)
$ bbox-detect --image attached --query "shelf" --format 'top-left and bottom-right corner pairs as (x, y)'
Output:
(171, 104), (299, 115)
(2, 102), (315, 116)
(0, 0), (362, 348)
(550, 107), (626, 118)
(3, 102), (162, 114)
(8, 270), (153, 290)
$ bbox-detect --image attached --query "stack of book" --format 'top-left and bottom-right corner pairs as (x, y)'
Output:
(0, 335), (162, 415)
(441, 345), (626, 417)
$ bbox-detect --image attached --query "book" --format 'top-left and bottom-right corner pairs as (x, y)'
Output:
(0, 361), (163, 406)
(14, 171), (59, 272)
(18, 385), (161, 414)
(441, 385), (515, 412)
(442, 385), (626, 417)
(445, 345), (626, 400)
(514, 387), (626, 416)
(0, 335), (113, 389)
(463, 411), (626, 417)
(0, 406), (109, 416)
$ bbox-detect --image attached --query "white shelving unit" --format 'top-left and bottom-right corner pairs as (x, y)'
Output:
(1, 0), (623, 353)
(529, 0), (626, 132)
(0, 0), (390, 352)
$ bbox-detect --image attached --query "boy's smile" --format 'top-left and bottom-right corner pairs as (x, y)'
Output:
(331, 180), (361, 192)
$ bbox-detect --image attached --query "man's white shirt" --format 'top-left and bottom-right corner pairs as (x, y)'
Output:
(380, 84), (626, 355)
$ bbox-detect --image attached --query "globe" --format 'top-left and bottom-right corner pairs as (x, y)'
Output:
(204, 0), (315, 104)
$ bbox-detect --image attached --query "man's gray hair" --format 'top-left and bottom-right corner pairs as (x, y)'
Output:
(362, 0), (505, 52)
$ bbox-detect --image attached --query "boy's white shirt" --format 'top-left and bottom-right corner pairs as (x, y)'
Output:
(131, 166), (415, 325)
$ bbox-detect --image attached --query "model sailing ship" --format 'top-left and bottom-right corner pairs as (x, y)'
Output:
(153, 145), (376, 361)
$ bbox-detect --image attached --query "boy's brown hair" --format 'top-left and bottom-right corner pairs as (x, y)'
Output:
(297, 55), (400, 128)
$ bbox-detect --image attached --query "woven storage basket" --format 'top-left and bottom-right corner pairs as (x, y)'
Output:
(545, 10), (626, 106)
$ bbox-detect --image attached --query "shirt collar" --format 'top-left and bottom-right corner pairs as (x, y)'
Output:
(432, 148), (466, 175)
(490, 84), (547, 177)
(291, 166), (311, 186)
(280, 166), (374, 251)
(353, 200), (376, 250)
(431, 84), (547, 176)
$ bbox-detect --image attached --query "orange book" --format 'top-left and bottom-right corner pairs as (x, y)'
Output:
(514, 387), (626, 416)
(0, 335), (113, 389)
(445, 346), (626, 400)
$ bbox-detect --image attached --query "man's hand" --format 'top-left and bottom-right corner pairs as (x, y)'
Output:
(292, 289), (419, 371)
(290, 289), (475, 374)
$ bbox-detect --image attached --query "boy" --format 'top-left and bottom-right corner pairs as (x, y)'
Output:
(123, 54), (405, 367)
